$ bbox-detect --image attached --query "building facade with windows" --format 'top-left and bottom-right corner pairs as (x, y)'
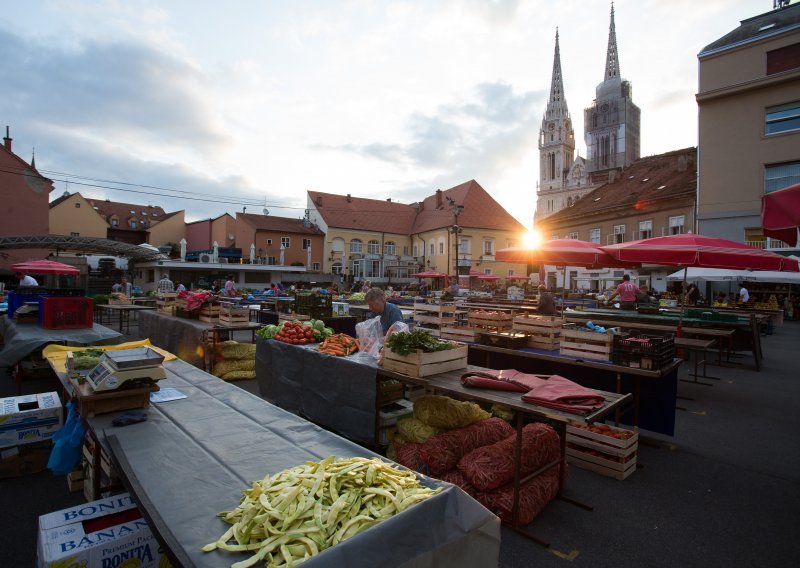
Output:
(535, 148), (697, 292)
(235, 213), (324, 269)
(307, 180), (526, 287)
(696, 2), (800, 252)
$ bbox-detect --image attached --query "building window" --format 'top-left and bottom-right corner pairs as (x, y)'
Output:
(483, 240), (494, 255)
(281, 237), (291, 248)
(590, 228), (600, 244)
(669, 215), (685, 235)
(403, 245), (409, 256)
(302, 238), (312, 249)
(459, 239), (469, 255)
(70, 232), (80, 236)
(129, 219), (138, 229)
(484, 269), (492, 275)
(508, 269), (515, 277)
(639, 220), (653, 239)
(267, 239), (273, 245)
(312, 262), (320, 271)
(332, 262), (343, 275)
(349, 239), (362, 253)
(765, 101), (800, 135)
(110, 217), (119, 227)
(384, 241), (396, 255)
(413, 245), (417, 257)
(439, 242), (444, 255)
(367, 240), (380, 254)
(429, 243), (435, 256)
(267, 256), (277, 265)
(74, 202), (80, 208)
(567, 231), (578, 240)
(765, 161), (800, 193)
(613, 224), (626, 244)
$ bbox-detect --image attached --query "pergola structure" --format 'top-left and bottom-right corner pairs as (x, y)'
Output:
(0, 234), (166, 262)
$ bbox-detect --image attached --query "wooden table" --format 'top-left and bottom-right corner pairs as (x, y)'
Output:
(675, 337), (717, 386)
(95, 303), (156, 333)
(468, 343), (682, 436)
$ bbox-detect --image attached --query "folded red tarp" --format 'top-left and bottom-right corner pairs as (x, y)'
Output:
(461, 369), (605, 414)
(762, 183), (800, 247)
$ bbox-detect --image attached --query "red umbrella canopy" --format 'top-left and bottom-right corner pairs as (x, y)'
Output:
(12, 259), (80, 275)
(601, 234), (799, 272)
(506, 274), (530, 280)
(411, 271), (448, 278)
(762, 183), (800, 247)
(496, 239), (636, 269)
(477, 274), (500, 280)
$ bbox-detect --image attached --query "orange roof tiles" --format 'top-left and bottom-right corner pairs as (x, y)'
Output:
(238, 213), (324, 234)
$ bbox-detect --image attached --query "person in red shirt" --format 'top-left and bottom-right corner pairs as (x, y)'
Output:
(608, 274), (640, 310)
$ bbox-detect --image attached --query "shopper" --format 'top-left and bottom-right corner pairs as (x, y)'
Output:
(14, 271), (39, 287)
(607, 274), (640, 310)
(224, 274), (238, 297)
(176, 282), (187, 293)
(536, 284), (556, 316)
(636, 284), (656, 306)
(684, 282), (701, 305)
(365, 287), (404, 335)
(157, 273), (175, 294)
(739, 283), (750, 306)
(112, 276), (133, 296)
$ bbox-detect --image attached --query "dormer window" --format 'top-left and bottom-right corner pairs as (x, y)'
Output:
(141, 211), (147, 215)
(129, 218), (138, 229)
(110, 216), (119, 227)
(152, 213), (159, 217)
(130, 210), (135, 215)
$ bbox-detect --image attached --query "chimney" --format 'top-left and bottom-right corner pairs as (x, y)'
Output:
(316, 195), (322, 206)
(386, 198), (392, 203)
(346, 194), (352, 203)
(436, 189), (442, 208)
(3, 126), (11, 151)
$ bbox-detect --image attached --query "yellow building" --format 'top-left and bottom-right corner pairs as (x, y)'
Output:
(48, 192), (108, 238)
(307, 180), (526, 287)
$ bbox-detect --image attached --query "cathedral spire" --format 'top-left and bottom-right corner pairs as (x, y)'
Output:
(604, 3), (619, 80)
(549, 28), (565, 105)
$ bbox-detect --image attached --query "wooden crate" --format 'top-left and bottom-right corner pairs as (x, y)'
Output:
(468, 309), (513, 330)
(478, 331), (528, 349)
(68, 374), (157, 418)
(559, 324), (617, 361)
(219, 304), (249, 325)
(413, 302), (457, 326)
(279, 312), (310, 322)
(382, 343), (468, 378)
(198, 303), (220, 323)
(565, 423), (638, 480)
(439, 325), (480, 343)
(157, 293), (177, 316)
(512, 314), (564, 350)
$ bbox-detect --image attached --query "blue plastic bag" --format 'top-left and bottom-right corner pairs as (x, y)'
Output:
(47, 401), (87, 476)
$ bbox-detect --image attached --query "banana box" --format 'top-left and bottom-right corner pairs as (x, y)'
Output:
(0, 392), (62, 449)
(37, 492), (172, 568)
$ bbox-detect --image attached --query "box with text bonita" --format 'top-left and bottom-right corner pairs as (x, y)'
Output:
(0, 392), (62, 449)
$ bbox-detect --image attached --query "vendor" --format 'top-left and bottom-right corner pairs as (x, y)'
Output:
(111, 276), (133, 296)
(14, 271), (38, 288)
(536, 284), (556, 316)
(636, 284), (656, 306)
(365, 287), (403, 335)
(684, 282), (701, 305)
(224, 274), (238, 297)
(607, 274), (640, 310)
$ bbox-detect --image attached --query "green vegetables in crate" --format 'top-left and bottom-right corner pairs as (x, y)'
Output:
(385, 329), (456, 356)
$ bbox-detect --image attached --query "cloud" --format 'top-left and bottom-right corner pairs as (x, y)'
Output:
(0, 29), (229, 156)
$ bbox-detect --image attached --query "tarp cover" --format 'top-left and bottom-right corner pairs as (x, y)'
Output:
(138, 310), (208, 367)
(0, 317), (121, 367)
(256, 338), (380, 444)
(91, 359), (499, 568)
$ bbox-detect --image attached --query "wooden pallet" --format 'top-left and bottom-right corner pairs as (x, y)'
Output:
(382, 344), (468, 378)
(218, 315), (249, 326)
(559, 324), (617, 361)
(566, 423), (638, 480)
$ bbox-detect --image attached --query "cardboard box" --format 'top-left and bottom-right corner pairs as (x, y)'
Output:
(0, 392), (63, 449)
(379, 399), (414, 446)
(0, 440), (52, 478)
(37, 493), (169, 568)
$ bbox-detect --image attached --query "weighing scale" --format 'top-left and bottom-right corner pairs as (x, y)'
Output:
(85, 347), (166, 392)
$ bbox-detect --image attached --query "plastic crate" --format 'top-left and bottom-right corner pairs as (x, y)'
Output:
(612, 333), (675, 370)
(38, 297), (94, 329)
(7, 291), (44, 317)
(292, 292), (332, 317)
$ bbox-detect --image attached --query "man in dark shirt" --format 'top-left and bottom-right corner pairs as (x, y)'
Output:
(536, 284), (556, 316)
(365, 287), (404, 334)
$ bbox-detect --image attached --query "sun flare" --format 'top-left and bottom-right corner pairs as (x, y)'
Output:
(522, 230), (541, 248)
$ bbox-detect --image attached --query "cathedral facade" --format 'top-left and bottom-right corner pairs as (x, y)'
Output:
(535, 5), (640, 225)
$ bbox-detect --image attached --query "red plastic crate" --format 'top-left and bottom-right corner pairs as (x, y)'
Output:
(39, 297), (94, 329)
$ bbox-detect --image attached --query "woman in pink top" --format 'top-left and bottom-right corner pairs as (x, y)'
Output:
(608, 274), (640, 310)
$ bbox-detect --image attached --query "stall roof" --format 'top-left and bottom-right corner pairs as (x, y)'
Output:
(666, 267), (800, 284)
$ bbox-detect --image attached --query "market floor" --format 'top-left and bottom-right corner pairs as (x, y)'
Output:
(3, 320), (799, 567)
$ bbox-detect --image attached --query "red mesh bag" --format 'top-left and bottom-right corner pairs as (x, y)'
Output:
(476, 467), (561, 525)
(417, 417), (515, 475)
(457, 422), (560, 492)
(391, 439), (423, 471)
(437, 468), (478, 498)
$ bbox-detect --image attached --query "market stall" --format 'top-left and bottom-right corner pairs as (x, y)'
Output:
(73, 358), (501, 567)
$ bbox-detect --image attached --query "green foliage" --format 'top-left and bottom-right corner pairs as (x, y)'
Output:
(385, 329), (454, 356)
(94, 294), (109, 305)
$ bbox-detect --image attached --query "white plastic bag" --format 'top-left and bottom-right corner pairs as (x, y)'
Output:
(356, 317), (384, 359)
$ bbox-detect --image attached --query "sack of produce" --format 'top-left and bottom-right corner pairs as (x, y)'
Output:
(438, 468), (478, 498)
(215, 340), (256, 360)
(221, 370), (256, 381)
(476, 467), (561, 525)
(414, 395), (490, 429)
(418, 417), (514, 475)
(396, 417), (441, 444)
(212, 358), (255, 378)
(391, 438), (423, 471)
(457, 422), (560, 492)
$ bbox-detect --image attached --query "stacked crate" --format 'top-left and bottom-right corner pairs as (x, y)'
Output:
(612, 333), (675, 370)
(412, 302), (457, 337)
(512, 314), (564, 350)
(559, 323), (617, 361)
(565, 422), (638, 480)
(198, 302), (220, 323)
(219, 304), (249, 326)
(156, 293), (177, 315)
(467, 308), (513, 331)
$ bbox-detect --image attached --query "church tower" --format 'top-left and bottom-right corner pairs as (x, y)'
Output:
(536, 30), (592, 224)
(584, 4), (640, 174)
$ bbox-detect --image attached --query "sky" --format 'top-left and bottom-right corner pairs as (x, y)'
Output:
(0, 0), (785, 227)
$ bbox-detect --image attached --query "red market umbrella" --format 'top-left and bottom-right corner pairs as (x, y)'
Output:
(600, 234), (799, 272)
(762, 183), (800, 247)
(477, 274), (500, 280)
(12, 259), (80, 275)
(411, 271), (448, 278)
(496, 239), (636, 269)
(506, 274), (530, 280)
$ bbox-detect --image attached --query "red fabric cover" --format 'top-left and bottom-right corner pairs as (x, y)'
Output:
(457, 423), (560, 492)
(476, 467), (561, 525)
(762, 183), (800, 247)
(521, 375), (605, 414)
(460, 369), (550, 392)
(393, 417), (514, 476)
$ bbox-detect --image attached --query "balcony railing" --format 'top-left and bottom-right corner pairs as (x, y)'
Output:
(745, 239), (792, 250)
